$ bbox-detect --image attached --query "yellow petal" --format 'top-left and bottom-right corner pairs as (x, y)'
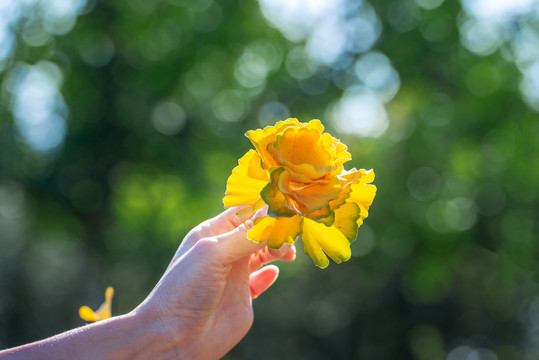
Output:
(344, 169), (376, 219)
(307, 205), (333, 223)
(248, 215), (302, 248)
(235, 198), (266, 219)
(301, 229), (330, 269)
(348, 183), (377, 220)
(95, 287), (114, 320)
(79, 286), (114, 322)
(358, 168), (375, 184)
(223, 150), (269, 208)
(304, 119), (325, 135)
(292, 178), (341, 211)
(337, 168), (363, 185)
(247, 216), (273, 243)
(105, 286), (114, 301)
(79, 306), (98, 322)
(270, 126), (333, 178)
(246, 118), (299, 169)
(95, 302), (112, 320)
(333, 202), (361, 242)
(302, 218), (352, 268)
(320, 133), (351, 165)
(261, 168), (297, 217)
(314, 210), (335, 226)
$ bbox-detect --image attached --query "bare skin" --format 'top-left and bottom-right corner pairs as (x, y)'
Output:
(0, 207), (295, 360)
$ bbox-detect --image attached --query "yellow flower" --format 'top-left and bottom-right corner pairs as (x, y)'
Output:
(223, 119), (376, 268)
(79, 286), (114, 322)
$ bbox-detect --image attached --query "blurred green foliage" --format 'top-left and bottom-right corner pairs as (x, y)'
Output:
(1, 0), (539, 358)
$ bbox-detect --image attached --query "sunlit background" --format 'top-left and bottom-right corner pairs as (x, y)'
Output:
(1, 0), (539, 358)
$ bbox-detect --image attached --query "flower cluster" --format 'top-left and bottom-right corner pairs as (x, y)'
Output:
(223, 119), (376, 268)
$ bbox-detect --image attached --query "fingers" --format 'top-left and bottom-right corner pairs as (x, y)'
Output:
(249, 244), (296, 273)
(249, 265), (279, 299)
(268, 242), (293, 258)
(175, 206), (268, 262)
(213, 218), (266, 263)
(208, 206), (268, 237)
(208, 207), (250, 234)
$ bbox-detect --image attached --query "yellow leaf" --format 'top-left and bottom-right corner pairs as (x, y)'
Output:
(223, 150), (269, 208)
(246, 118), (299, 169)
(261, 168), (297, 217)
(333, 202), (361, 242)
(248, 215), (302, 248)
(348, 182), (377, 220)
(291, 177), (341, 212)
(304, 119), (325, 134)
(79, 286), (114, 322)
(79, 306), (98, 322)
(270, 126), (333, 179)
(321, 132), (351, 165)
(302, 218), (352, 268)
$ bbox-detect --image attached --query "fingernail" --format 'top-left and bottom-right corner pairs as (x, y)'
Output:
(269, 245), (288, 258)
(280, 243), (291, 255)
(252, 206), (268, 220)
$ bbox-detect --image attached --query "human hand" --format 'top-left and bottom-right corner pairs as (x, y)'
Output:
(134, 207), (296, 359)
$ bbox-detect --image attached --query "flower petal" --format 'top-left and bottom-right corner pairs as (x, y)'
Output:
(333, 202), (361, 242)
(349, 183), (376, 219)
(235, 198), (266, 219)
(248, 215), (302, 248)
(79, 306), (98, 322)
(292, 177), (341, 211)
(306, 205), (333, 222)
(302, 218), (352, 268)
(95, 286), (114, 319)
(314, 210), (335, 226)
(261, 168), (297, 217)
(246, 118), (299, 169)
(270, 126), (333, 178)
(348, 178), (376, 220)
(358, 168), (375, 184)
(276, 167), (341, 212)
(301, 230), (330, 269)
(304, 119), (325, 135)
(321, 133), (351, 165)
(79, 286), (114, 322)
(223, 150), (269, 208)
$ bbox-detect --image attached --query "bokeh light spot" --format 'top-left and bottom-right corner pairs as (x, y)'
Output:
(7, 62), (68, 153)
(459, 18), (502, 56)
(212, 90), (247, 123)
(257, 102), (290, 127)
(415, 0), (444, 10)
(330, 86), (389, 137)
(78, 33), (115, 67)
(151, 100), (186, 135)
(354, 51), (400, 102)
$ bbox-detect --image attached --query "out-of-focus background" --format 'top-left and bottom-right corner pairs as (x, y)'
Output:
(0, 0), (538, 358)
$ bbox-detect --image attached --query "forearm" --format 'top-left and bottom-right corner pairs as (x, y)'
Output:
(0, 312), (179, 360)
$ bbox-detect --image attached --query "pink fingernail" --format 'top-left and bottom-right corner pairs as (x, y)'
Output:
(252, 206), (268, 220)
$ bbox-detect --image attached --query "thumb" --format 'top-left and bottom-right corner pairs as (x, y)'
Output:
(213, 218), (266, 263)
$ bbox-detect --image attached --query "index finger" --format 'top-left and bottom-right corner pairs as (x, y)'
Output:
(175, 206), (268, 261)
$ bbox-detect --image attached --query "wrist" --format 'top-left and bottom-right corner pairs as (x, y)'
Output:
(130, 304), (199, 360)
(122, 310), (179, 360)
